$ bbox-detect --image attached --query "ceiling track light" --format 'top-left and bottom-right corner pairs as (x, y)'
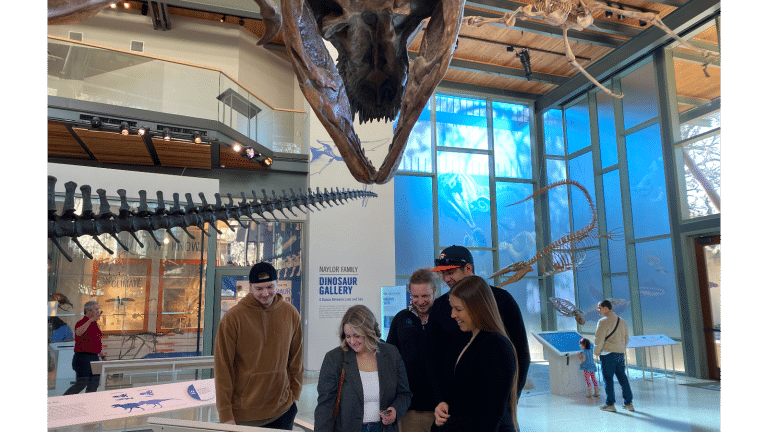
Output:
(123, 2), (130, 8)
(261, 157), (273, 167)
(245, 146), (258, 159)
(91, 116), (102, 129)
(110, 3), (117, 8)
(163, 128), (171, 141)
(137, 126), (147, 136)
(193, 132), (202, 144)
(220, 15), (226, 23)
(120, 121), (130, 135)
(239, 19), (245, 26)
(232, 143), (242, 152)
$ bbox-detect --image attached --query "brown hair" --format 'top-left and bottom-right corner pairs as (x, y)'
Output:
(408, 268), (438, 293)
(338, 305), (381, 353)
(449, 275), (519, 429)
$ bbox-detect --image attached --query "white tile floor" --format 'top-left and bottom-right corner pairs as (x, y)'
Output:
(295, 370), (721, 432)
(45, 367), (721, 431)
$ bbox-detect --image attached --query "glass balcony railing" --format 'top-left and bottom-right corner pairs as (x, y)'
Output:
(47, 36), (306, 154)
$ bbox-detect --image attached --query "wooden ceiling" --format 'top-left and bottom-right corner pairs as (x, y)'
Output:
(149, 0), (720, 109)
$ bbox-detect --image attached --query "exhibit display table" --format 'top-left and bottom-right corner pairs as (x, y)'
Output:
(50, 341), (76, 393)
(531, 331), (585, 396)
(48, 379), (216, 430)
(627, 334), (678, 380)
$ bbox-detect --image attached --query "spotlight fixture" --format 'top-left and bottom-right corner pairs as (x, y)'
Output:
(617, 4), (624, 20)
(120, 121), (130, 135)
(220, 15), (226, 23)
(605, 10), (613, 18)
(91, 116), (102, 128)
(123, 1), (130, 8)
(245, 147), (256, 159)
(163, 128), (171, 141)
(261, 157), (273, 167)
(193, 132), (202, 144)
(639, 20), (647, 27)
(232, 143), (242, 152)
(137, 126), (146, 136)
(515, 48), (532, 81)
(239, 19), (245, 26)
(110, 3), (117, 8)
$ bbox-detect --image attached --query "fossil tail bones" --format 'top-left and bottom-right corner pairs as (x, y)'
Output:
(48, 176), (377, 263)
(490, 179), (612, 287)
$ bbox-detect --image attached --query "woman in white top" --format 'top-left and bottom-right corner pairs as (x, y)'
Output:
(315, 305), (412, 432)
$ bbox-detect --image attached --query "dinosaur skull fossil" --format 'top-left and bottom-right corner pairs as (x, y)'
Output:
(274, 0), (464, 184)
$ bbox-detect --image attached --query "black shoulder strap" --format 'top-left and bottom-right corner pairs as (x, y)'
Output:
(605, 317), (621, 341)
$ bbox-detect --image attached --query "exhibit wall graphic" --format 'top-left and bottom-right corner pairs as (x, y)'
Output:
(306, 42), (396, 370)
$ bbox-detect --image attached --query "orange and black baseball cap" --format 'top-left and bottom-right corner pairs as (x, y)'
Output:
(432, 245), (473, 272)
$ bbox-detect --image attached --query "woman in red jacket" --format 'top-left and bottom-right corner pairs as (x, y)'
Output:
(64, 300), (106, 395)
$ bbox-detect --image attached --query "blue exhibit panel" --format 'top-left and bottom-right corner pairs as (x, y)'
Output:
(535, 331), (583, 355)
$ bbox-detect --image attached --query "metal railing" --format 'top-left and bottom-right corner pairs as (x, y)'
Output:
(47, 36), (306, 154)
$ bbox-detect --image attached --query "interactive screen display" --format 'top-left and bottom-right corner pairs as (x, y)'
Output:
(533, 331), (584, 355)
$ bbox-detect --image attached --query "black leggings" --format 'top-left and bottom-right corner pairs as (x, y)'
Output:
(63, 352), (100, 395)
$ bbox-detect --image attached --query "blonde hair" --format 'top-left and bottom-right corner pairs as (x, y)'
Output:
(339, 305), (381, 353)
(450, 275), (519, 430)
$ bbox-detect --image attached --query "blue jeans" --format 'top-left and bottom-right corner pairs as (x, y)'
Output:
(600, 353), (633, 406)
(361, 422), (382, 432)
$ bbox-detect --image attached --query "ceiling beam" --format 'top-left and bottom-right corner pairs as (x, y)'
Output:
(410, 52), (567, 85)
(437, 80), (540, 102)
(672, 49), (720, 68)
(534, 0), (720, 112)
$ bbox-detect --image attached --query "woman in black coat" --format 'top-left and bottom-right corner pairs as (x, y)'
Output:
(433, 276), (519, 432)
(315, 305), (412, 432)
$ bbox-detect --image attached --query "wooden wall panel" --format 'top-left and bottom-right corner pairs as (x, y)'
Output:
(73, 128), (155, 165)
(48, 122), (91, 159)
(153, 139), (211, 169)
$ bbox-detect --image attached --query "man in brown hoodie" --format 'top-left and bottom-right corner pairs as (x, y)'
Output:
(214, 262), (304, 429)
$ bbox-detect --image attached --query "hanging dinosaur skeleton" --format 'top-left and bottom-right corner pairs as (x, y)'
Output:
(490, 179), (617, 287)
(549, 297), (585, 325)
(48, 1), (718, 183)
(463, 0), (719, 98)
(48, 176), (377, 263)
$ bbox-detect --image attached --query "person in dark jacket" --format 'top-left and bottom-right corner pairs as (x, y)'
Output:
(315, 305), (412, 432)
(386, 268), (440, 432)
(433, 275), (518, 432)
(427, 245), (530, 432)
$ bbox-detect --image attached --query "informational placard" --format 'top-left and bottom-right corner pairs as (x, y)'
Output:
(532, 331), (584, 356)
(47, 379), (216, 429)
(627, 334), (676, 348)
(381, 286), (407, 341)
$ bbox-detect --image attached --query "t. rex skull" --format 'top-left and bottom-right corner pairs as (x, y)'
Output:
(307, 0), (438, 124)
(276, 0), (465, 184)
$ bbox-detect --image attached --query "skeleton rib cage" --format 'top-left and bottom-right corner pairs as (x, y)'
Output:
(493, 179), (616, 287)
(48, 175), (377, 263)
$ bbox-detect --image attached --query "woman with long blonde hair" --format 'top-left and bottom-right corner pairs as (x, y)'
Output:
(433, 276), (519, 431)
(315, 305), (412, 432)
